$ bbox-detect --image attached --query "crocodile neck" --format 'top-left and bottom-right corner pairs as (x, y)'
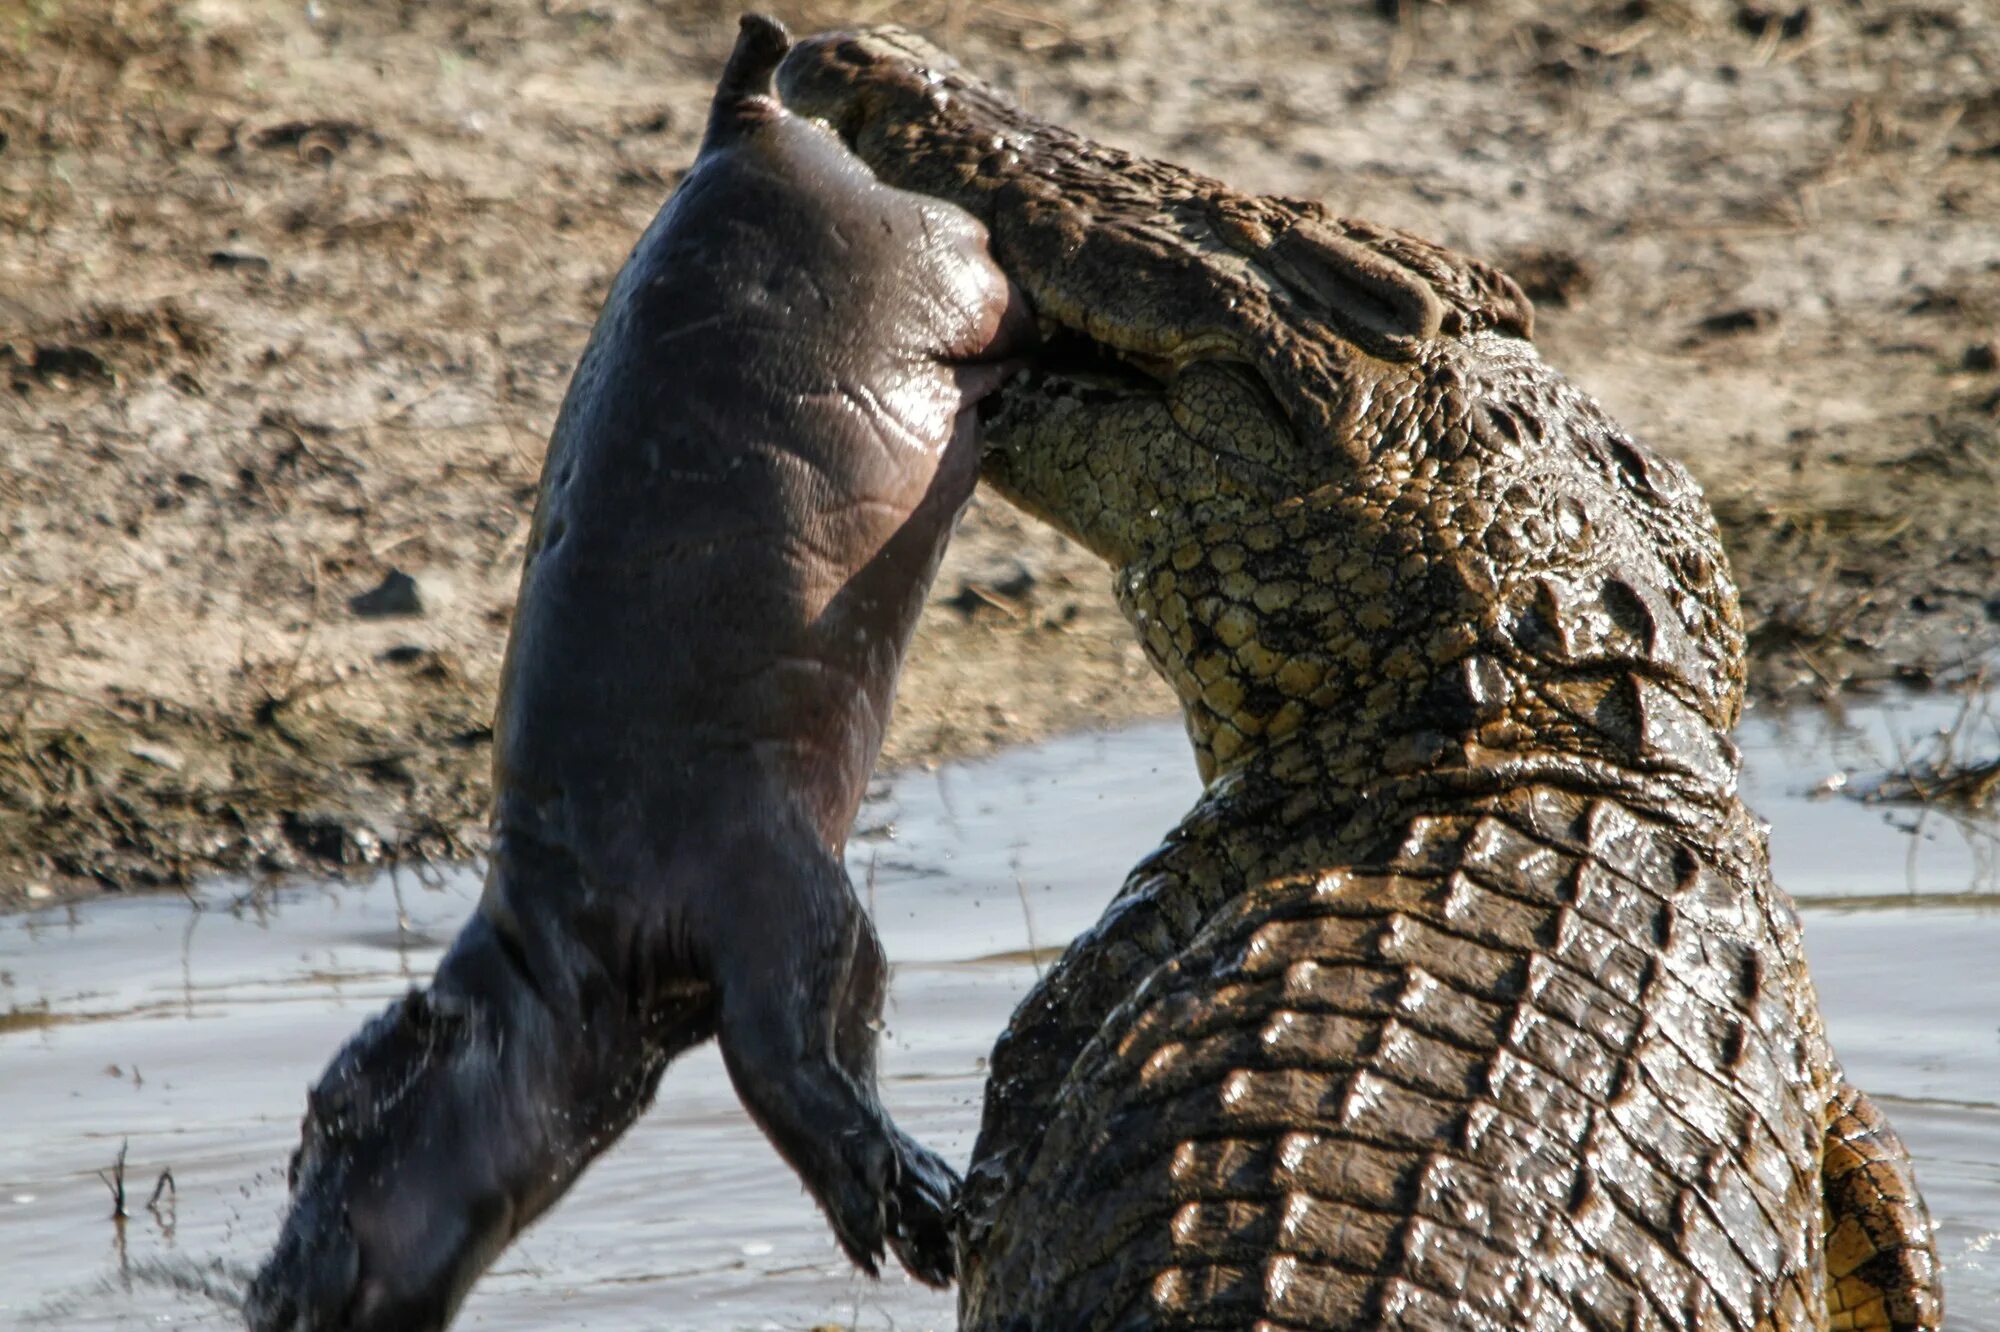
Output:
(1138, 708), (1749, 917)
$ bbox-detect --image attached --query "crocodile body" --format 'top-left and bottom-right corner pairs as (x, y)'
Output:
(776, 27), (1944, 1332)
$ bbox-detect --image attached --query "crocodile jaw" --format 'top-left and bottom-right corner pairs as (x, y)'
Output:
(776, 24), (1747, 796)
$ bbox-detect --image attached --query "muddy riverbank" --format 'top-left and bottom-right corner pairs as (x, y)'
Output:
(4, 0), (1998, 901)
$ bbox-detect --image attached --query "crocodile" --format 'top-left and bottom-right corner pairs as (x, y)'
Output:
(774, 25), (1945, 1332)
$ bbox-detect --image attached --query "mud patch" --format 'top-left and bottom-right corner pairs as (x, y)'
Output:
(4, 0), (1999, 900)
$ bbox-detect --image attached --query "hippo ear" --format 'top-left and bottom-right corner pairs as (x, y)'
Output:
(396, 984), (470, 1045)
(702, 14), (792, 148)
(396, 987), (432, 1032)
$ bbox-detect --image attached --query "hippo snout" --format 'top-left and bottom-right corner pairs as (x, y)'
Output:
(246, 988), (510, 1331)
(242, 1206), (360, 1331)
(257, 1201), (498, 1330)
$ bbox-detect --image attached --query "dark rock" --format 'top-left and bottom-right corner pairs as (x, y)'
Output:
(1502, 246), (1595, 307)
(208, 250), (271, 273)
(350, 570), (424, 618)
(944, 563), (1037, 619)
(1735, 3), (1811, 39)
(1695, 307), (1779, 338)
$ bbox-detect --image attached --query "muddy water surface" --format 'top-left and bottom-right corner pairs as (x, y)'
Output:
(4, 700), (1998, 1329)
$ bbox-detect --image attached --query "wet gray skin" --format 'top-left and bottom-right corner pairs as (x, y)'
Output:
(244, 16), (1028, 1331)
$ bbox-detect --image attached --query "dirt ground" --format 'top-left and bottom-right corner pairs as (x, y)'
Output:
(2, 0), (1997, 904)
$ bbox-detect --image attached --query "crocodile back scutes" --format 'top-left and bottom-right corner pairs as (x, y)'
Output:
(960, 786), (1830, 1331)
(772, 25), (1933, 1330)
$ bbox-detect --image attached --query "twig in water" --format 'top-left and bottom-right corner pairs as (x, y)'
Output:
(98, 1139), (129, 1220)
(1016, 872), (1048, 976)
(1865, 677), (2000, 815)
(146, 1168), (177, 1239)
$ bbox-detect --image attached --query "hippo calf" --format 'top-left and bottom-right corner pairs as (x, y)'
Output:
(245, 16), (1025, 1329)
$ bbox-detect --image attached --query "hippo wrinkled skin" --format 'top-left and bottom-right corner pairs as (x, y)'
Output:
(245, 17), (1024, 1329)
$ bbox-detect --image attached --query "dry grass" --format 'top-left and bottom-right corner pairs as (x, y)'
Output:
(1863, 677), (2000, 816)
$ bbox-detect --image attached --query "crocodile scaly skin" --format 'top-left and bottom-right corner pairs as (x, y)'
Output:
(778, 26), (1943, 1331)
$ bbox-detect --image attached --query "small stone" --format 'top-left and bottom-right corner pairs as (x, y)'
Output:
(1501, 246), (1594, 307)
(127, 742), (184, 771)
(991, 564), (1037, 599)
(208, 250), (271, 273)
(1695, 307), (1779, 338)
(1735, 3), (1811, 39)
(350, 570), (424, 618)
(944, 565), (1033, 619)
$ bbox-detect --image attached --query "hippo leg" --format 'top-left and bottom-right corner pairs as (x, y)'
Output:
(707, 830), (957, 1288)
(246, 840), (716, 1332)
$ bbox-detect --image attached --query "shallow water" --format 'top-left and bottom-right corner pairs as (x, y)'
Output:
(3, 694), (1997, 1329)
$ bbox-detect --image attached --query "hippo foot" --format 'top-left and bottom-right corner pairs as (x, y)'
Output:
(884, 1126), (958, 1287)
(771, 1096), (958, 1288)
(718, 984), (962, 1288)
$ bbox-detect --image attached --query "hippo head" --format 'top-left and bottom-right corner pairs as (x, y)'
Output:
(245, 988), (545, 1331)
